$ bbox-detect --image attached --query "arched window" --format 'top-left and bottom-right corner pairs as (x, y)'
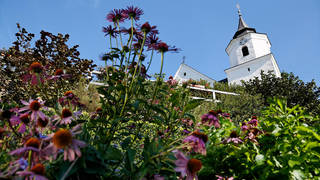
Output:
(242, 46), (249, 57)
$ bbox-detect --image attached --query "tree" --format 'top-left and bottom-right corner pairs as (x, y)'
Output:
(243, 71), (320, 115)
(0, 24), (96, 105)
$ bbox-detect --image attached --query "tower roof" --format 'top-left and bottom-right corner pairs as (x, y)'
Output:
(233, 6), (256, 39)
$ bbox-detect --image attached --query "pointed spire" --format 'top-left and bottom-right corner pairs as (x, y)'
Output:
(236, 4), (249, 30)
(233, 4), (256, 39)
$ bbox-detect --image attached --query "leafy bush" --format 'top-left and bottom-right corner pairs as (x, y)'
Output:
(243, 71), (320, 115)
(0, 24), (96, 106)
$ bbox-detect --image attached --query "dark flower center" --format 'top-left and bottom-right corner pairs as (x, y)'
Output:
(64, 91), (74, 98)
(208, 110), (218, 116)
(96, 107), (103, 113)
(54, 69), (64, 75)
(37, 117), (48, 128)
(230, 131), (238, 138)
(30, 62), (43, 73)
(31, 163), (45, 175)
(187, 158), (202, 174)
(0, 127), (5, 137)
(53, 129), (73, 149)
(20, 114), (30, 124)
(156, 42), (168, 52)
(61, 109), (72, 118)
(25, 137), (40, 148)
(1, 110), (12, 119)
(30, 101), (41, 111)
(192, 131), (208, 143)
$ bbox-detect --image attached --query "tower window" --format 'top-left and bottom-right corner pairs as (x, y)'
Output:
(242, 46), (249, 57)
(184, 72), (186, 76)
(248, 68), (250, 72)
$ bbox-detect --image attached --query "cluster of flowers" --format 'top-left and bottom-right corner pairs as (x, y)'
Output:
(221, 116), (263, 145)
(0, 89), (86, 179)
(172, 110), (231, 179)
(23, 62), (70, 85)
(103, 6), (179, 54)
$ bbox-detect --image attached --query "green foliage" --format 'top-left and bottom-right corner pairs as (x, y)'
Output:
(198, 98), (320, 179)
(0, 24), (96, 105)
(192, 82), (264, 124)
(243, 71), (320, 115)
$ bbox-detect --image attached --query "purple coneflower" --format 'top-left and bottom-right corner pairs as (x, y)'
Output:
(10, 113), (30, 133)
(222, 131), (243, 144)
(145, 34), (160, 50)
(121, 27), (143, 39)
(58, 108), (74, 125)
(123, 6), (143, 21)
(106, 9), (126, 23)
(17, 163), (48, 180)
(22, 62), (47, 85)
(173, 150), (202, 180)
(48, 69), (70, 81)
(241, 122), (248, 132)
(216, 175), (234, 180)
(19, 99), (46, 122)
(102, 25), (118, 38)
(10, 137), (40, 156)
(183, 131), (207, 155)
(140, 22), (158, 35)
(248, 117), (258, 127)
(44, 125), (86, 161)
(155, 42), (179, 53)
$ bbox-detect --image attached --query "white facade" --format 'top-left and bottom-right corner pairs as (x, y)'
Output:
(224, 12), (281, 85)
(174, 63), (215, 85)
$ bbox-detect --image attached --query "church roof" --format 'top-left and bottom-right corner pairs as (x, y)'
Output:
(233, 8), (256, 39)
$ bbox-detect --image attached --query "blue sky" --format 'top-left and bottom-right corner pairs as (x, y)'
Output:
(1, 0), (319, 84)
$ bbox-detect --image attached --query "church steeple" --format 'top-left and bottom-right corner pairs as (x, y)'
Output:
(233, 4), (256, 39)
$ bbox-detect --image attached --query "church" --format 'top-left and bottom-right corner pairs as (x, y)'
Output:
(174, 7), (281, 85)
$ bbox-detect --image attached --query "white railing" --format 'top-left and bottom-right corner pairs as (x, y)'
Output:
(187, 86), (239, 102)
(89, 70), (239, 102)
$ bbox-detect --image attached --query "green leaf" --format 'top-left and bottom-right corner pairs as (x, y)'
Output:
(296, 126), (320, 141)
(290, 169), (305, 180)
(255, 154), (265, 165)
(182, 99), (203, 114)
(288, 160), (301, 168)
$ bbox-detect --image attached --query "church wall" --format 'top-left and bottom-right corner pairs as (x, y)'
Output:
(225, 54), (279, 85)
(250, 34), (271, 58)
(174, 64), (215, 85)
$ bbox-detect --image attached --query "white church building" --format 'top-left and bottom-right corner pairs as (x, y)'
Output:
(174, 7), (281, 86)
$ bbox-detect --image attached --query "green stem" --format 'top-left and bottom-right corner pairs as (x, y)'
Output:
(28, 150), (32, 170)
(61, 157), (79, 180)
(114, 22), (119, 48)
(152, 52), (164, 101)
(120, 32), (146, 116)
(146, 49), (154, 72)
(117, 20), (123, 48)
(109, 35), (112, 49)
(124, 17), (134, 74)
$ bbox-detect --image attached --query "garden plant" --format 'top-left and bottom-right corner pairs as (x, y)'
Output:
(0, 6), (319, 180)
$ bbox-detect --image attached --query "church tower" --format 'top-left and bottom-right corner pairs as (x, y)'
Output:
(224, 5), (281, 85)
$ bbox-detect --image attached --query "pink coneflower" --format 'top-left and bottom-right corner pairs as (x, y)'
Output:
(222, 131), (243, 144)
(102, 25), (118, 38)
(106, 9), (125, 23)
(123, 6), (143, 21)
(30, 62), (43, 74)
(10, 113), (30, 133)
(59, 108), (73, 125)
(44, 125), (86, 161)
(173, 150), (202, 180)
(48, 69), (70, 81)
(121, 27), (143, 39)
(37, 117), (49, 128)
(145, 34), (160, 50)
(183, 131), (207, 155)
(140, 22), (158, 35)
(201, 111), (220, 128)
(10, 137), (41, 156)
(216, 175), (234, 180)
(155, 42), (179, 53)
(248, 118), (258, 127)
(241, 122), (248, 132)
(19, 99), (46, 122)
(17, 163), (48, 180)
